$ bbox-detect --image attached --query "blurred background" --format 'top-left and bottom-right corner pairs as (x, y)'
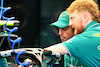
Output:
(2, 0), (74, 48)
(0, 0), (99, 67)
(2, 0), (99, 48)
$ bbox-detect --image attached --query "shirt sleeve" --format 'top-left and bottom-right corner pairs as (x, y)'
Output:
(62, 35), (83, 59)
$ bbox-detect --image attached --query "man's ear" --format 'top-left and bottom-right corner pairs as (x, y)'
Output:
(82, 15), (89, 23)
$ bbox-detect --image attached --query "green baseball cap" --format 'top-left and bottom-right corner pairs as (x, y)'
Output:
(50, 11), (69, 28)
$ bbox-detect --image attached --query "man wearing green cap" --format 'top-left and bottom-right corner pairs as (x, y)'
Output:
(50, 11), (82, 67)
(50, 11), (74, 41)
(44, 0), (100, 66)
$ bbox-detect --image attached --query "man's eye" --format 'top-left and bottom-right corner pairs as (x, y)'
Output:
(70, 17), (74, 20)
(63, 28), (68, 30)
(71, 17), (73, 19)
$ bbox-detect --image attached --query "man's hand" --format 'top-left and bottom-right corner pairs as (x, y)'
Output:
(43, 50), (61, 66)
(43, 51), (60, 59)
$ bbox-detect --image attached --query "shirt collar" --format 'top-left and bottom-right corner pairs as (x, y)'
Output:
(84, 21), (99, 31)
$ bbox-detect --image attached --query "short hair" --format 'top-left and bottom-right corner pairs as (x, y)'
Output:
(67, 0), (100, 22)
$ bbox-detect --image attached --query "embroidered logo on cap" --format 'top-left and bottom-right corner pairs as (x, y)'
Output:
(60, 14), (66, 17)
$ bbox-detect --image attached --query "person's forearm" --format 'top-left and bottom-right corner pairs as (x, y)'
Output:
(44, 43), (68, 55)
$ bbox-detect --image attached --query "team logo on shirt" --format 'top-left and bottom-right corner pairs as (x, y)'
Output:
(92, 33), (100, 37)
(98, 45), (100, 50)
(97, 26), (100, 29)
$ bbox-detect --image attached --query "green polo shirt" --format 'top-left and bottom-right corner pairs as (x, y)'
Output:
(63, 21), (100, 67)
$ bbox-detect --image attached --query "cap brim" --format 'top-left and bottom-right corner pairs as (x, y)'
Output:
(50, 21), (69, 28)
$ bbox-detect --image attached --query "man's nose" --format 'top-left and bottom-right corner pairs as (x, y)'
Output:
(69, 20), (73, 26)
(59, 29), (63, 35)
